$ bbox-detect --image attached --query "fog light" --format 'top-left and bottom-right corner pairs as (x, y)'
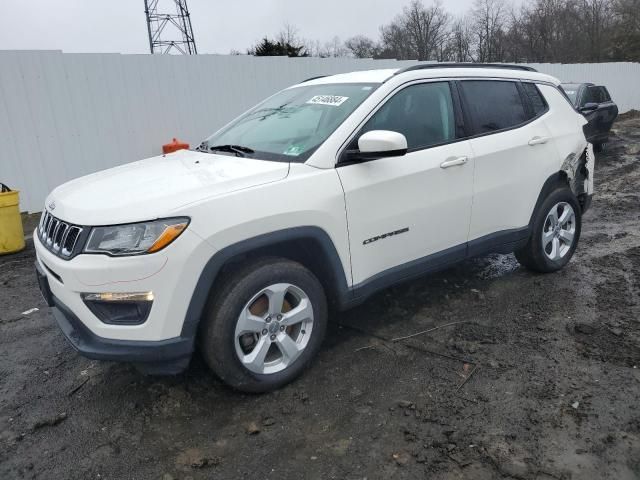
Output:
(81, 291), (154, 325)
(82, 292), (154, 302)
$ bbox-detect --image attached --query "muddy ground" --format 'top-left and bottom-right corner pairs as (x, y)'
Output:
(2, 117), (640, 480)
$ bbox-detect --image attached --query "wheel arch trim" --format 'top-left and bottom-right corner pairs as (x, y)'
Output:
(180, 226), (350, 339)
(529, 170), (574, 227)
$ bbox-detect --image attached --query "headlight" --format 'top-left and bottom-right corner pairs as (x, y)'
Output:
(84, 217), (189, 256)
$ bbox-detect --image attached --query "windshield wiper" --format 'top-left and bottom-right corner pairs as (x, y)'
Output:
(209, 144), (255, 157)
(195, 142), (209, 152)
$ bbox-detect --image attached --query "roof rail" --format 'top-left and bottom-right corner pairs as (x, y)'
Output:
(301, 75), (328, 83)
(394, 63), (537, 75)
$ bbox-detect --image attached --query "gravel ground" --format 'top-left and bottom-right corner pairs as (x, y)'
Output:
(1, 117), (640, 480)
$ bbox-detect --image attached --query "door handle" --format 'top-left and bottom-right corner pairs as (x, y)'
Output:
(440, 156), (468, 169)
(528, 136), (550, 146)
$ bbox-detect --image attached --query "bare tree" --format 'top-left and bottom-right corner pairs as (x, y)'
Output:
(302, 39), (323, 57)
(320, 36), (349, 57)
(403, 0), (451, 60)
(612, 0), (640, 59)
(447, 16), (474, 61)
(504, 0), (618, 63)
(276, 23), (301, 47)
(245, 0), (640, 62)
(580, 0), (615, 61)
(379, 21), (415, 59)
(344, 35), (380, 58)
(472, 0), (507, 62)
(378, 0), (451, 60)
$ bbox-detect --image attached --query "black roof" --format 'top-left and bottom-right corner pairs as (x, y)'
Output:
(394, 63), (537, 75)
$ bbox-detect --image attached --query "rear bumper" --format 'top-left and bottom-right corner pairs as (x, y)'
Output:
(37, 262), (193, 374)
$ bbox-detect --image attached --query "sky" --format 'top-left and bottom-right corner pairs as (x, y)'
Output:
(0, 0), (493, 55)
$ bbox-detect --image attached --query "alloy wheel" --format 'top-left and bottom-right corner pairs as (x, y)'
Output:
(542, 201), (576, 261)
(234, 283), (314, 374)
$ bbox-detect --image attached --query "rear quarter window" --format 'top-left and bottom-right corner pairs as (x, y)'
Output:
(521, 82), (548, 117)
(459, 80), (528, 134)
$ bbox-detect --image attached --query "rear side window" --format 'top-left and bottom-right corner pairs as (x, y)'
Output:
(459, 80), (528, 134)
(521, 82), (548, 117)
(360, 81), (456, 150)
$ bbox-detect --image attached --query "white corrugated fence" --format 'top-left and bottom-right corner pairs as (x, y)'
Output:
(0, 50), (638, 212)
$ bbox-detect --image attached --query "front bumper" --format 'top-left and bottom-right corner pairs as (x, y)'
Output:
(36, 261), (193, 374)
(33, 226), (213, 341)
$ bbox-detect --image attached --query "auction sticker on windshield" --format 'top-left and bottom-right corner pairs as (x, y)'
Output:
(307, 95), (349, 107)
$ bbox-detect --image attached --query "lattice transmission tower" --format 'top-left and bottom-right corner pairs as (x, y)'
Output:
(144, 0), (198, 54)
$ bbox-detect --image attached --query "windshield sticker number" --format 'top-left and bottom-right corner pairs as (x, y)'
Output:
(307, 95), (349, 107)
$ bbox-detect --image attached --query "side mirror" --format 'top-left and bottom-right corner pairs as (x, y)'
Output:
(343, 130), (408, 162)
(358, 130), (408, 157)
(580, 102), (598, 113)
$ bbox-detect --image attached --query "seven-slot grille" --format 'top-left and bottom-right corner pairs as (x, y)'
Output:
(38, 210), (83, 258)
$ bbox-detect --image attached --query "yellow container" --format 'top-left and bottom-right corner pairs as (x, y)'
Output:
(0, 188), (25, 254)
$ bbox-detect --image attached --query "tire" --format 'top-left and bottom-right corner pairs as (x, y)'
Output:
(199, 257), (328, 393)
(515, 187), (582, 273)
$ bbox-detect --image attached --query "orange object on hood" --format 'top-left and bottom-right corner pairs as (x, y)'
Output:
(162, 138), (189, 154)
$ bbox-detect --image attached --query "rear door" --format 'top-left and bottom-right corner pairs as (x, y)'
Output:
(459, 80), (559, 245)
(337, 81), (474, 286)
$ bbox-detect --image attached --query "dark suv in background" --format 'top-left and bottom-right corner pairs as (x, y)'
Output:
(561, 83), (618, 151)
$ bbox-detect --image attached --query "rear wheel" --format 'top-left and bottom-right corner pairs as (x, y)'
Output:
(199, 257), (327, 392)
(515, 187), (582, 273)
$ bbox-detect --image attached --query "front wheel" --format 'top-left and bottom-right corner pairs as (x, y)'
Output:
(199, 258), (328, 392)
(515, 187), (582, 273)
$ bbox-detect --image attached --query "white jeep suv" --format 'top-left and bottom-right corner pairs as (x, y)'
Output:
(35, 64), (594, 392)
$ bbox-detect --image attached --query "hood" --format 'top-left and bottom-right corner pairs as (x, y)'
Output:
(47, 149), (289, 225)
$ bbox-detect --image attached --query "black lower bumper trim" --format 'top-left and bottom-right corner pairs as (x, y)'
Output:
(51, 295), (194, 374)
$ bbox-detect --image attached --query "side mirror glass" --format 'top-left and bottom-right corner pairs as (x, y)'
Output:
(580, 102), (598, 112)
(348, 130), (408, 162)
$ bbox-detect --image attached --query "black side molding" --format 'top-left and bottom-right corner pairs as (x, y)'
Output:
(466, 227), (530, 258)
(346, 227), (531, 309)
(183, 222), (538, 327)
(347, 243), (466, 307)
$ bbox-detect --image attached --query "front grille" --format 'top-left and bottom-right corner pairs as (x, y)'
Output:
(38, 210), (84, 259)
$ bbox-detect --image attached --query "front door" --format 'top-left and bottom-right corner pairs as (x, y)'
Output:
(336, 81), (474, 287)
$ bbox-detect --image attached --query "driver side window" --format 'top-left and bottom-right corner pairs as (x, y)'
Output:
(357, 82), (456, 151)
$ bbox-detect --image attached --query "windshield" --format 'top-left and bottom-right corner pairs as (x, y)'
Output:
(202, 83), (378, 162)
